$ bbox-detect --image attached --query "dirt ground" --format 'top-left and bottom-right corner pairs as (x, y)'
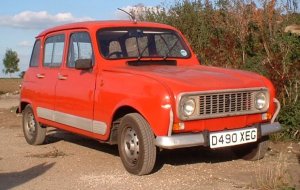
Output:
(0, 94), (299, 190)
(0, 79), (22, 94)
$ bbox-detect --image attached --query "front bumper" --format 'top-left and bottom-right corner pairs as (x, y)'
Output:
(155, 98), (282, 149)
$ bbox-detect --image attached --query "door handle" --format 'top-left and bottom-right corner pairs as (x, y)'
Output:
(57, 74), (68, 80)
(36, 74), (45, 78)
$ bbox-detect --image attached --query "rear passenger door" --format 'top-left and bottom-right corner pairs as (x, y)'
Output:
(35, 34), (65, 122)
(54, 31), (105, 135)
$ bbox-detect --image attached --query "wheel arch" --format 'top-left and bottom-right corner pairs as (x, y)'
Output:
(112, 105), (140, 123)
(18, 101), (31, 113)
(109, 105), (147, 145)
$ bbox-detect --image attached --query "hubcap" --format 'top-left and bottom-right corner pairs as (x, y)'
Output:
(25, 112), (36, 138)
(123, 127), (139, 165)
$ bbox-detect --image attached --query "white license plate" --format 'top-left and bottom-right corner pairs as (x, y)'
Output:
(209, 128), (257, 148)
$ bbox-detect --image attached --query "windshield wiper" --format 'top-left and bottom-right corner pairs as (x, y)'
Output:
(163, 39), (179, 60)
(137, 38), (156, 61)
(137, 35), (180, 61)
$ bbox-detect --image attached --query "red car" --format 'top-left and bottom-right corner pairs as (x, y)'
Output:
(19, 20), (281, 175)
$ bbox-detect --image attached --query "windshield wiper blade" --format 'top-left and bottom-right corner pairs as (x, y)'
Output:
(137, 38), (156, 61)
(163, 39), (179, 60)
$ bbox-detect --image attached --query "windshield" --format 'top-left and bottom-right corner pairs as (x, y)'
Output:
(97, 28), (190, 60)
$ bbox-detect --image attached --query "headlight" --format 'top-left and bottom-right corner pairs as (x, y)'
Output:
(182, 98), (196, 116)
(255, 92), (267, 110)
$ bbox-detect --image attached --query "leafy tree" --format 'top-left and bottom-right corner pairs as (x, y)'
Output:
(2, 49), (20, 78)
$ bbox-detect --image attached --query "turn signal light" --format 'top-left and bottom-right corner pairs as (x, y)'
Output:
(267, 113), (272, 120)
(262, 113), (272, 120)
(173, 122), (185, 131)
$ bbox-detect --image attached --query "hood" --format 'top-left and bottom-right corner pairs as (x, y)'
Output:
(105, 65), (267, 95)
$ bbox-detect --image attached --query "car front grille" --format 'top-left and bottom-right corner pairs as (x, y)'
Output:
(178, 88), (269, 120)
(199, 91), (254, 117)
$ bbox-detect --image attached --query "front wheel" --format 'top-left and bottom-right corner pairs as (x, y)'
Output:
(22, 104), (46, 145)
(118, 113), (156, 175)
(232, 136), (269, 161)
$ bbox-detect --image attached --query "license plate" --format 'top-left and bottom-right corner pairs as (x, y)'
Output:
(209, 128), (257, 148)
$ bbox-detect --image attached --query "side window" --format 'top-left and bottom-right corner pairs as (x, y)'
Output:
(43, 34), (65, 67)
(29, 40), (41, 67)
(68, 32), (93, 68)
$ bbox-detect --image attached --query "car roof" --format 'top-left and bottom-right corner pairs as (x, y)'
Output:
(37, 20), (177, 37)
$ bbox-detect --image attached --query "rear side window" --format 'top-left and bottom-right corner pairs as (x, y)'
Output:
(43, 35), (65, 67)
(67, 32), (93, 68)
(29, 40), (41, 67)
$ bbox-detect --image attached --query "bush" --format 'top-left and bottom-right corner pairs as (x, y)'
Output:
(135, 0), (300, 141)
(276, 101), (300, 141)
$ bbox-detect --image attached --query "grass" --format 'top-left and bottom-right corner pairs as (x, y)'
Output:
(252, 153), (295, 190)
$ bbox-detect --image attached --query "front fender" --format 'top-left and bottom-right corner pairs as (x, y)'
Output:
(93, 70), (175, 139)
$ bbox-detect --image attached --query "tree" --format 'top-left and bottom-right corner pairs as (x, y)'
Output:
(2, 49), (20, 78)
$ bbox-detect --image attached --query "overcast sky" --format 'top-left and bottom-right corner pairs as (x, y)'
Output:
(0, 0), (163, 77)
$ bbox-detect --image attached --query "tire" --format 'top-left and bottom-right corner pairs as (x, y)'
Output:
(232, 136), (269, 161)
(22, 104), (46, 145)
(118, 113), (156, 175)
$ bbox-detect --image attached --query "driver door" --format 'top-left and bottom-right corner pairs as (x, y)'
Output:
(54, 31), (101, 134)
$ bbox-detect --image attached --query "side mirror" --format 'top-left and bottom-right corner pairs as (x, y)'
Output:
(75, 59), (93, 70)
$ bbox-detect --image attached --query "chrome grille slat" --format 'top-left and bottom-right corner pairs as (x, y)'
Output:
(197, 90), (255, 119)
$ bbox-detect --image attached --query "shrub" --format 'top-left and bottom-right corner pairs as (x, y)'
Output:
(135, 0), (300, 141)
(276, 101), (300, 141)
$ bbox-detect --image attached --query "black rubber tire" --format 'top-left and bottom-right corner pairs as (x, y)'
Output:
(22, 104), (46, 145)
(118, 113), (156, 175)
(232, 136), (269, 161)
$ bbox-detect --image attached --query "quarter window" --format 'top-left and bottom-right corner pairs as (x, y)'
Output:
(68, 32), (93, 68)
(43, 35), (65, 67)
(29, 40), (41, 67)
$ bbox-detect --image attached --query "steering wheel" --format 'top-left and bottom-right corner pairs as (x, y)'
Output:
(108, 51), (123, 58)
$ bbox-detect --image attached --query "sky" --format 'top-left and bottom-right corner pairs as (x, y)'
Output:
(0, 0), (164, 77)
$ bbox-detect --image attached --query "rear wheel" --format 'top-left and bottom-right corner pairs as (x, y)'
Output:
(22, 105), (46, 145)
(232, 136), (269, 161)
(118, 113), (156, 175)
